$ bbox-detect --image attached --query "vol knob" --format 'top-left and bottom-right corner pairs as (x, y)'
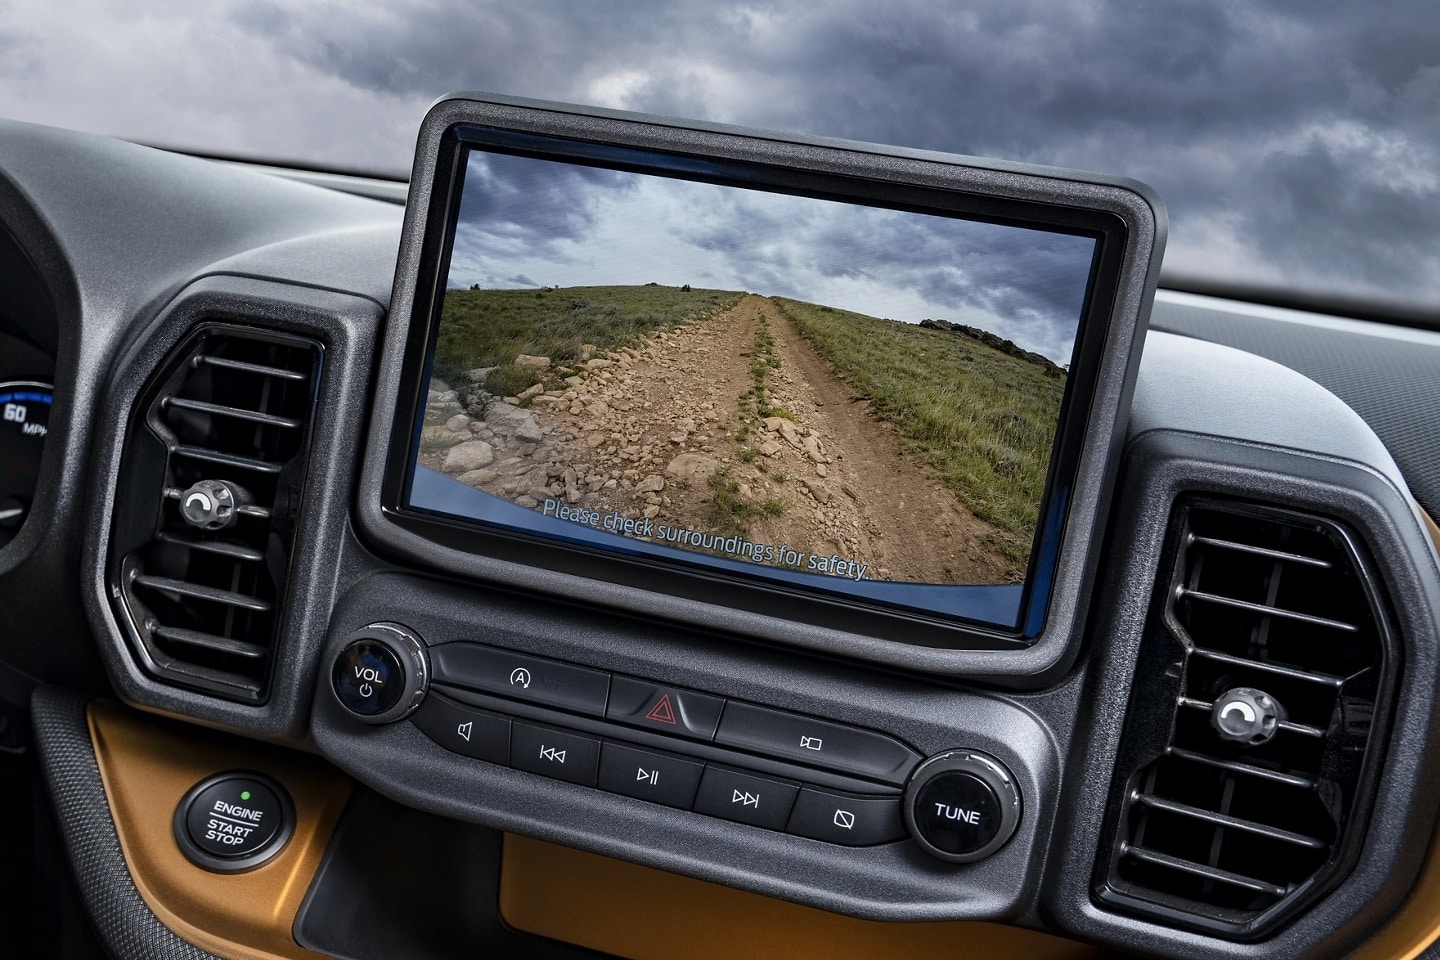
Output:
(330, 623), (429, 724)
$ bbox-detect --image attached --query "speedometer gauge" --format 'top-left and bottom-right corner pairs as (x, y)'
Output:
(0, 380), (53, 548)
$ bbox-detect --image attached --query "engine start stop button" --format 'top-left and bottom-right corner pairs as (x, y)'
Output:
(174, 771), (294, 872)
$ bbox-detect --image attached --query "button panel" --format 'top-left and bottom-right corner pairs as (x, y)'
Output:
(411, 640), (923, 849)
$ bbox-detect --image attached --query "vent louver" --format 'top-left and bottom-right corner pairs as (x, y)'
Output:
(1097, 499), (1392, 938)
(110, 325), (321, 702)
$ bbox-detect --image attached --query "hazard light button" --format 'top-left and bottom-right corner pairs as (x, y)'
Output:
(605, 677), (724, 741)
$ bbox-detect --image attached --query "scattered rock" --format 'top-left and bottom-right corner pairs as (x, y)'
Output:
(815, 464), (828, 477)
(514, 354), (551, 370)
(517, 383), (544, 402)
(642, 505), (661, 519)
(760, 439), (784, 457)
(666, 453), (721, 481)
(466, 367), (497, 383)
(514, 413), (544, 444)
(445, 414), (471, 432)
(578, 343), (597, 361)
(515, 496), (539, 509)
(802, 478), (833, 504)
(442, 440), (495, 474)
(635, 475), (665, 494)
(458, 467), (498, 485)
(583, 358), (615, 370)
(776, 420), (803, 449)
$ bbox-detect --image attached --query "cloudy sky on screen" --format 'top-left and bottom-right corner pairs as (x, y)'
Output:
(447, 153), (1096, 364)
(2, 0), (1436, 317)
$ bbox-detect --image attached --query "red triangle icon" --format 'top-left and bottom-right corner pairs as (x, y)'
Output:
(645, 693), (678, 725)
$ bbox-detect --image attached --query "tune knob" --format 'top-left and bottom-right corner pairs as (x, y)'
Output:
(330, 623), (429, 724)
(904, 749), (1022, 863)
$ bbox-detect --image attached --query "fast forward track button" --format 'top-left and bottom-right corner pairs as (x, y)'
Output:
(693, 766), (798, 830)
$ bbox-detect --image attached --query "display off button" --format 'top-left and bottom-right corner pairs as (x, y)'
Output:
(786, 788), (906, 847)
(174, 772), (294, 872)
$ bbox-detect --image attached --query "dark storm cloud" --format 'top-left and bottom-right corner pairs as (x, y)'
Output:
(214, 0), (1440, 308)
(456, 152), (633, 246)
(681, 198), (1092, 360)
(448, 152), (636, 286)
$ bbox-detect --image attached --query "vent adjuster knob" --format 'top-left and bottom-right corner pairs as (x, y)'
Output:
(1211, 687), (1285, 746)
(179, 479), (250, 531)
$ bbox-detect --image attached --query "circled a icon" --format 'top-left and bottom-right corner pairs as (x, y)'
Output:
(509, 667), (531, 689)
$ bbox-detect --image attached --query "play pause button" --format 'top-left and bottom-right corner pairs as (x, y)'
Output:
(597, 742), (704, 809)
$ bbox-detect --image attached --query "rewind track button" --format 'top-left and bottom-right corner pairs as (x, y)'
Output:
(510, 722), (600, 786)
(597, 742), (704, 809)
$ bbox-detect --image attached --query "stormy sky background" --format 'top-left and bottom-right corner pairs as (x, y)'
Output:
(448, 153), (1096, 364)
(1, 0), (1437, 317)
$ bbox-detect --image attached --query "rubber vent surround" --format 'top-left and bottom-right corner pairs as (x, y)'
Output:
(109, 324), (321, 703)
(1096, 498), (1394, 939)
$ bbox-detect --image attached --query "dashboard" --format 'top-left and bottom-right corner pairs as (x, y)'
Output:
(2, 106), (1440, 960)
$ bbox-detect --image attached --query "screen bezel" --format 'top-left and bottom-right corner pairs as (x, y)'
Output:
(361, 93), (1164, 679)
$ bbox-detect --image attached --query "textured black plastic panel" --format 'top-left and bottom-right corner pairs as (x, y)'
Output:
(1151, 292), (1440, 522)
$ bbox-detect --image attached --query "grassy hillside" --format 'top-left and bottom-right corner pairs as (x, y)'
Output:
(434, 284), (742, 394)
(770, 297), (1065, 566)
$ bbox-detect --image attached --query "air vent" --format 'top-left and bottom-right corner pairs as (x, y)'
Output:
(1096, 499), (1393, 938)
(109, 325), (321, 702)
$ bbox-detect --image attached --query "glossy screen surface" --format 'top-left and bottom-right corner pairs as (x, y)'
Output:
(407, 146), (1099, 628)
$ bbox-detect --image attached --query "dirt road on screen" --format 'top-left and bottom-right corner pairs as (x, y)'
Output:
(421, 294), (1018, 585)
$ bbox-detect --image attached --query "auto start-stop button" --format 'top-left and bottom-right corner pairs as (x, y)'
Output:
(174, 771), (295, 872)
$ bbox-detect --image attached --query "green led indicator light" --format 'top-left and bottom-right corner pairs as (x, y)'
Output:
(240, 791), (251, 801)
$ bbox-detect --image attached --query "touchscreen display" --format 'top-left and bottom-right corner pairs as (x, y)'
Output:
(406, 145), (1099, 628)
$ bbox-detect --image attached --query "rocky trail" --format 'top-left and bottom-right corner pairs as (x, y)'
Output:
(419, 294), (1018, 585)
